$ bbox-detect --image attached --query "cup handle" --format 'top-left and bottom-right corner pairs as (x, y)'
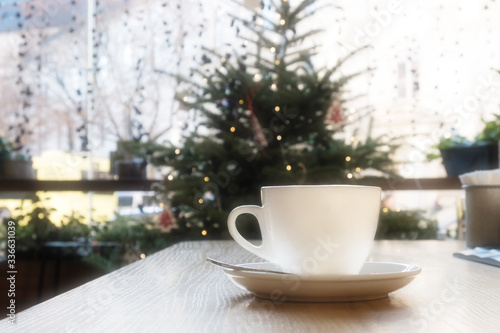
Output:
(227, 205), (271, 260)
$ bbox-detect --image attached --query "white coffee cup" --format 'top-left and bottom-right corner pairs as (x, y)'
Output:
(227, 185), (381, 275)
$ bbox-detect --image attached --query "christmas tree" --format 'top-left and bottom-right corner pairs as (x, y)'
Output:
(151, 0), (397, 240)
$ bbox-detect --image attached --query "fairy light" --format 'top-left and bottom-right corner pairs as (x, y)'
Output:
(254, 73), (262, 81)
(198, 198), (204, 204)
(271, 83), (277, 90)
(280, 19), (286, 25)
(275, 60), (280, 65)
(174, 149), (181, 155)
(383, 207), (389, 213)
(277, 135), (282, 141)
(286, 165), (292, 171)
(355, 167), (361, 172)
(203, 77), (208, 82)
(140, 253), (146, 259)
(159, 202), (164, 207)
(167, 174), (174, 181)
(347, 173), (353, 179)
(239, 99), (244, 104)
(243, 40), (248, 46)
(275, 106), (280, 111)
(192, 167), (197, 172)
(230, 126), (236, 132)
(345, 156), (351, 162)
(204, 176), (209, 182)
(270, 47), (276, 53)
(201, 230), (207, 236)
(182, 96), (188, 102)
(221, 57), (226, 63)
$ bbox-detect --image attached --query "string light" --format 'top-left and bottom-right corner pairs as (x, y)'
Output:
(221, 57), (226, 63)
(203, 77), (208, 82)
(198, 198), (204, 204)
(167, 174), (174, 181)
(204, 176), (209, 182)
(140, 253), (146, 259)
(275, 60), (280, 65)
(174, 149), (181, 155)
(286, 165), (292, 171)
(275, 106), (280, 111)
(230, 126), (236, 132)
(383, 207), (389, 213)
(271, 83), (277, 90)
(280, 19), (286, 25)
(239, 99), (244, 104)
(270, 47), (276, 53)
(347, 173), (353, 179)
(345, 156), (351, 162)
(201, 230), (207, 236)
(277, 135), (282, 141)
(355, 167), (361, 172)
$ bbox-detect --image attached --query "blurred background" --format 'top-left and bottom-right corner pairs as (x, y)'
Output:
(1, 0), (499, 310)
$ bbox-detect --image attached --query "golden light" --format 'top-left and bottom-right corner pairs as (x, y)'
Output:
(203, 77), (208, 82)
(355, 167), (361, 172)
(277, 135), (282, 141)
(182, 96), (188, 102)
(275, 106), (280, 111)
(167, 175), (174, 181)
(230, 126), (236, 132)
(347, 173), (353, 179)
(280, 19), (286, 25)
(383, 207), (389, 213)
(204, 176), (210, 182)
(221, 57), (226, 63)
(270, 47), (276, 53)
(198, 199), (204, 204)
(159, 202), (164, 207)
(239, 99), (244, 104)
(140, 253), (146, 259)
(275, 60), (280, 65)
(345, 156), (351, 162)
(271, 83), (277, 90)
(243, 40), (248, 46)
(192, 167), (196, 172)
(286, 165), (292, 171)
(201, 230), (207, 236)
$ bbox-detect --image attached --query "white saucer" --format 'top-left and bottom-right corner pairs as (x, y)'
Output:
(222, 262), (421, 302)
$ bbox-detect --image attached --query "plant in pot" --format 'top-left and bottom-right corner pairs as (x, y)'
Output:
(427, 115), (500, 176)
(0, 136), (36, 179)
(111, 140), (166, 180)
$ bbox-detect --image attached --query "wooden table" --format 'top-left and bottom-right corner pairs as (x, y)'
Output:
(2, 240), (500, 332)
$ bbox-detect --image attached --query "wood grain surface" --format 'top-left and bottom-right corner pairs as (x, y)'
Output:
(1, 240), (500, 333)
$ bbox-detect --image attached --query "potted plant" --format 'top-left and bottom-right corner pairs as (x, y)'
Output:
(110, 140), (165, 179)
(428, 115), (500, 176)
(0, 136), (36, 179)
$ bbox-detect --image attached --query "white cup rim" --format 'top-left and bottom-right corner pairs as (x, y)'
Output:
(261, 184), (381, 190)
